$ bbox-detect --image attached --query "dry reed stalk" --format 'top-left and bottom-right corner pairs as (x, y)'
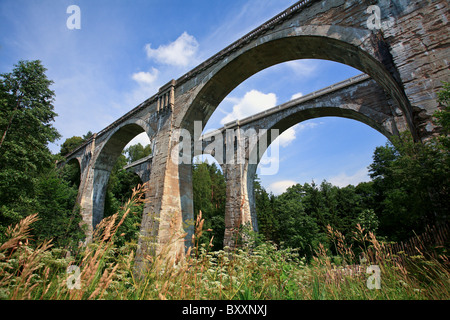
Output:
(9, 239), (53, 300)
(0, 213), (53, 300)
(39, 266), (52, 299)
(0, 213), (39, 253)
(68, 184), (147, 300)
(327, 225), (355, 264)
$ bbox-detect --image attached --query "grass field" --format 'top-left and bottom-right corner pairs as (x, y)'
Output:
(1, 186), (448, 300)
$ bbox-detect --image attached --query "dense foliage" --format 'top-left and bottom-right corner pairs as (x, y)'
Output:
(192, 160), (226, 249)
(0, 60), (83, 248)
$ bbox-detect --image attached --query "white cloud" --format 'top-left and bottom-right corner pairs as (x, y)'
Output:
(145, 32), (199, 67)
(268, 180), (297, 195)
(220, 90), (277, 125)
(278, 127), (297, 147)
(276, 121), (322, 148)
(125, 132), (152, 150)
(328, 167), (370, 188)
(297, 121), (321, 131)
(286, 60), (318, 76)
(123, 67), (162, 111)
(291, 92), (303, 100)
(132, 68), (159, 86)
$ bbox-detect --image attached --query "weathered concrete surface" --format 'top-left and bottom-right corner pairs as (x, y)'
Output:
(382, 0), (449, 137)
(62, 0), (449, 273)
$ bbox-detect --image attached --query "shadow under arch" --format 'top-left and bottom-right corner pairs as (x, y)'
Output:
(91, 121), (149, 228)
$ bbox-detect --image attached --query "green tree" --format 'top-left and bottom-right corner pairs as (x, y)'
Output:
(60, 136), (84, 156)
(33, 168), (84, 248)
(104, 153), (142, 216)
(356, 209), (379, 233)
(206, 162), (226, 248)
(0, 60), (60, 230)
(368, 84), (450, 241)
(274, 184), (326, 259)
(254, 176), (278, 243)
(297, 181), (365, 241)
(435, 82), (450, 149)
(192, 160), (226, 249)
(82, 131), (94, 140)
(102, 149), (144, 246)
(0, 60), (85, 247)
(124, 143), (151, 163)
(0, 60), (59, 151)
(59, 131), (97, 157)
(193, 161), (214, 217)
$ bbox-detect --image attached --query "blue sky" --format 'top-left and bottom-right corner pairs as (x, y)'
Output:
(0, 0), (388, 195)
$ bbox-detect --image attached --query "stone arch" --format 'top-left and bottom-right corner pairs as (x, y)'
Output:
(95, 119), (150, 171)
(91, 119), (149, 228)
(255, 102), (397, 145)
(177, 24), (417, 247)
(244, 106), (398, 234)
(180, 26), (414, 139)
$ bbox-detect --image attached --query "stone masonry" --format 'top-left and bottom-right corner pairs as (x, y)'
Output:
(62, 0), (449, 274)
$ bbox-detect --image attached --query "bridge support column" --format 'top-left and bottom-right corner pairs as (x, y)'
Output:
(76, 165), (113, 243)
(222, 163), (254, 249)
(76, 165), (95, 242)
(134, 124), (193, 275)
(71, 137), (100, 243)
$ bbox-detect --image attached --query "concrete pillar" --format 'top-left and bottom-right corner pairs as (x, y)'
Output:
(134, 123), (193, 275)
(76, 166), (113, 243)
(222, 163), (253, 249)
(75, 137), (97, 242)
(77, 166), (95, 242)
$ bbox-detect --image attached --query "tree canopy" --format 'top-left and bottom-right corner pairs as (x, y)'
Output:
(0, 60), (83, 247)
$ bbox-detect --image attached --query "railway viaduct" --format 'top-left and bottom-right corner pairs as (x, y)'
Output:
(63, 0), (449, 272)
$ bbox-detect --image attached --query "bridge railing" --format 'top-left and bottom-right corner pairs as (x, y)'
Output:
(123, 154), (153, 170)
(221, 73), (370, 129)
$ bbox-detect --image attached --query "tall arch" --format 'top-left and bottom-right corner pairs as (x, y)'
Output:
(243, 107), (397, 237)
(64, 157), (82, 199)
(91, 121), (148, 228)
(213, 73), (406, 247)
(180, 29), (414, 139)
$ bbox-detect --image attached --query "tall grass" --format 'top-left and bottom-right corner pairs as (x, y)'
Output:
(1, 184), (449, 300)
